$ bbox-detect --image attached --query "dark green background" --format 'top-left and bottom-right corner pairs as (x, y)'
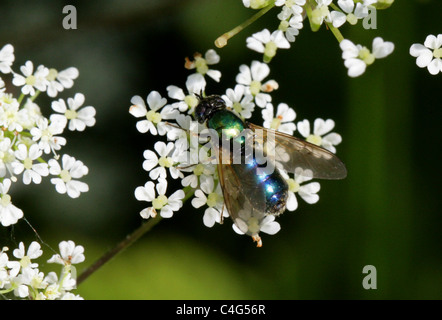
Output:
(1, 0), (441, 299)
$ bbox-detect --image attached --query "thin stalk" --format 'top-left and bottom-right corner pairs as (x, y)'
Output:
(325, 21), (345, 43)
(77, 216), (162, 285)
(215, 4), (275, 48)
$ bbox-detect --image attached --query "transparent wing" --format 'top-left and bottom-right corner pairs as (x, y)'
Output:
(215, 147), (268, 236)
(247, 123), (347, 180)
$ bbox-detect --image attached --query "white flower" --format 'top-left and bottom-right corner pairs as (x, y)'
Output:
(43, 271), (77, 299)
(0, 179), (23, 227)
(340, 37), (394, 77)
(48, 154), (89, 198)
(181, 163), (215, 189)
(129, 91), (178, 135)
(50, 93), (96, 131)
(30, 117), (67, 155)
(232, 209), (281, 247)
(165, 113), (201, 145)
(311, 0), (332, 26)
(222, 84), (255, 120)
(262, 102), (296, 135)
(282, 168), (320, 211)
(142, 141), (184, 180)
(8, 273), (29, 298)
(185, 49), (221, 82)
(135, 178), (185, 219)
(166, 74), (205, 113)
(242, 0), (273, 9)
(20, 99), (43, 130)
(191, 175), (227, 227)
(13, 241), (43, 269)
(47, 240), (85, 265)
(20, 267), (47, 291)
(330, 0), (369, 28)
(46, 67), (79, 98)
(247, 29), (290, 62)
(276, 0), (305, 21)
(236, 60), (278, 107)
(0, 44), (14, 74)
(12, 61), (49, 96)
(0, 138), (18, 178)
(60, 292), (84, 300)
(13, 144), (49, 185)
(275, 0), (306, 7)
(410, 34), (442, 75)
(278, 13), (304, 42)
(0, 98), (25, 132)
(297, 118), (342, 153)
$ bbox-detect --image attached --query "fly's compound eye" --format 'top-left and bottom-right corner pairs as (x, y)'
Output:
(195, 103), (207, 124)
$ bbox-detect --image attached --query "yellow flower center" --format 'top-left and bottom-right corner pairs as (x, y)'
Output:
(279, 20), (289, 32)
(248, 217), (261, 233)
(47, 68), (58, 81)
(359, 47), (375, 65)
(287, 178), (300, 193)
(152, 195), (168, 209)
(207, 192), (219, 208)
(20, 256), (32, 269)
(193, 164), (204, 176)
(158, 156), (173, 168)
(185, 95), (199, 109)
(233, 102), (243, 114)
(195, 57), (208, 75)
(1, 194), (11, 207)
(60, 169), (71, 183)
(434, 48), (442, 59)
(65, 109), (78, 120)
(146, 110), (162, 124)
(347, 13), (358, 25)
(23, 158), (33, 170)
(25, 75), (36, 86)
(264, 41), (278, 59)
(250, 80), (261, 96)
(306, 134), (322, 146)
(270, 116), (283, 130)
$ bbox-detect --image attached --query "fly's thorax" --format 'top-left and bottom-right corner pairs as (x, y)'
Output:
(207, 109), (245, 142)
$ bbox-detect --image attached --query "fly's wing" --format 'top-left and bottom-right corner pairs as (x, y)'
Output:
(216, 147), (268, 235)
(247, 123), (347, 180)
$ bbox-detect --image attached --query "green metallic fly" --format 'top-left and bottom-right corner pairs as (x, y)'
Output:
(195, 94), (347, 246)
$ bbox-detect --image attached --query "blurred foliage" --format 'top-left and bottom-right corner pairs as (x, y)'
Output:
(1, 0), (442, 299)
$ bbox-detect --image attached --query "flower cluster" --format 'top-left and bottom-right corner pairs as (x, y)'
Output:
(0, 241), (84, 300)
(238, 0), (395, 77)
(0, 44), (95, 227)
(130, 49), (343, 246)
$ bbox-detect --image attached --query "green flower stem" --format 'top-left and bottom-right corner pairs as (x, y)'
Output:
(329, 2), (340, 12)
(0, 288), (13, 295)
(77, 186), (195, 286)
(215, 3), (275, 48)
(77, 216), (163, 285)
(17, 93), (25, 105)
(325, 21), (345, 43)
(305, 0), (316, 31)
(30, 90), (41, 102)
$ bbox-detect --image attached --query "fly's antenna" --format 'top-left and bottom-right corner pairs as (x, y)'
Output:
(195, 91), (204, 101)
